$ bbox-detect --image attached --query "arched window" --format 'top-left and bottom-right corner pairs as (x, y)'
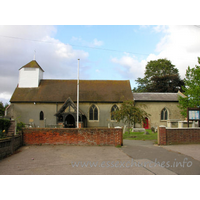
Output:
(111, 105), (119, 120)
(89, 105), (98, 120)
(161, 108), (168, 120)
(40, 111), (44, 120)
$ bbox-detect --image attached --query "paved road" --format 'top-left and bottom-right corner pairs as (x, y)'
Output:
(0, 145), (153, 175)
(121, 140), (200, 175)
(0, 140), (199, 175)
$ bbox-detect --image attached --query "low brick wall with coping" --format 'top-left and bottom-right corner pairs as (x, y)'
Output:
(158, 126), (200, 145)
(22, 128), (123, 146)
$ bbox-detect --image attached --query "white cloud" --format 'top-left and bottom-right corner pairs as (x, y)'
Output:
(111, 25), (200, 88)
(111, 55), (146, 81)
(92, 39), (104, 47)
(0, 25), (89, 104)
(71, 36), (104, 48)
(153, 25), (168, 33)
(153, 25), (200, 78)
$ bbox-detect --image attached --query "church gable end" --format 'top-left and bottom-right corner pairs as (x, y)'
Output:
(55, 97), (80, 116)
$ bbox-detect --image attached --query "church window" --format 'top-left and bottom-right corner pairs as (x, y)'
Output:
(161, 108), (168, 120)
(89, 105), (98, 120)
(40, 111), (44, 120)
(111, 105), (119, 120)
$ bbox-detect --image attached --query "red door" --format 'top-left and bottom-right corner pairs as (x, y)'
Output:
(143, 117), (149, 129)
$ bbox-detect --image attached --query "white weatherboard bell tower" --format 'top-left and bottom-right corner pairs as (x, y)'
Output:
(18, 60), (44, 88)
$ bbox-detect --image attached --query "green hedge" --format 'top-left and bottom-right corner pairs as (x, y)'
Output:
(0, 118), (11, 138)
(0, 118), (11, 133)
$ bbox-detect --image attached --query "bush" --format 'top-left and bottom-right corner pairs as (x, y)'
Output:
(17, 122), (25, 133)
(0, 130), (6, 139)
(151, 127), (155, 133)
(0, 118), (11, 133)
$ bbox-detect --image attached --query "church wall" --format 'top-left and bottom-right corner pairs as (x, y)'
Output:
(78, 103), (122, 128)
(10, 101), (184, 129)
(134, 101), (184, 129)
(11, 103), (57, 127)
(10, 102), (124, 128)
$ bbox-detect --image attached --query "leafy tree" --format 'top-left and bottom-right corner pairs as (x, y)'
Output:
(178, 57), (200, 117)
(113, 100), (150, 134)
(134, 58), (184, 92)
(0, 102), (4, 116)
(147, 74), (185, 92)
(0, 102), (9, 116)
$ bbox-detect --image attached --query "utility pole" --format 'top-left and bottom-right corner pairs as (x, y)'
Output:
(77, 59), (80, 128)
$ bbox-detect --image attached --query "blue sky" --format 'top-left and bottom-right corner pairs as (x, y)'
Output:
(0, 25), (200, 105)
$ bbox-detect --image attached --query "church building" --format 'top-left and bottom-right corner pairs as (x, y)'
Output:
(8, 60), (133, 128)
(133, 92), (185, 129)
(7, 60), (186, 130)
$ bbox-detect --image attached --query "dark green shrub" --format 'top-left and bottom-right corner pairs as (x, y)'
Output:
(151, 127), (155, 133)
(17, 122), (25, 132)
(0, 130), (6, 138)
(0, 118), (11, 133)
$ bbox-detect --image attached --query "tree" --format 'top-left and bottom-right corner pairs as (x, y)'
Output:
(147, 74), (185, 92)
(0, 102), (4, 116)
(134, 58), (184, 92)
(0, 102), (9, 116)
(178, 57), (200, 117)
(113, 100), (150, 134)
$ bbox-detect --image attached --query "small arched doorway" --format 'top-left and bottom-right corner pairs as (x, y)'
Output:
(65, 114), (75, 128)
(143, 117), (149, 129)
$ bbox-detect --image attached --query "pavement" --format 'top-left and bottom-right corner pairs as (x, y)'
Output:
(121, 140), (200, 175)
(0, 140), (200, 175)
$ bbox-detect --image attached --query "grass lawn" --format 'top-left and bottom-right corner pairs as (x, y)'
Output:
(123, 129), (157, 141)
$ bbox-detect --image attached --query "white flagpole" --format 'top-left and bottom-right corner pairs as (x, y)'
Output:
(77, 59), (80, 128)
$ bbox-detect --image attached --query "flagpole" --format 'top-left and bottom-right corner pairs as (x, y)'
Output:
(77, 59), (80, 128)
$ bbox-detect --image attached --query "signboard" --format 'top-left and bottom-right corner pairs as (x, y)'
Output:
(187, 108), (200, 127)
(189, 110), (200, 120)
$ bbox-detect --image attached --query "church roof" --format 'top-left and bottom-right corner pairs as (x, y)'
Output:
(19, 60), (44, 72)
(10, 80), (133, 103)
(133, 92), (183, 102)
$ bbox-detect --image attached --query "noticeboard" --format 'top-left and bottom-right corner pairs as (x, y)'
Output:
(189, 110), (200, 120)
(187, 108), (200, 127)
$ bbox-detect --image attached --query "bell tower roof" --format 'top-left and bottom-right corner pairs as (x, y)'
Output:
(19, 60), (44, 72)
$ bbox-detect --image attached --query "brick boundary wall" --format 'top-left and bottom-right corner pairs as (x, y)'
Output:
(22, 128), (123, 146)
(0, 134), (23, 160)
(158, 126), (200, 145)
